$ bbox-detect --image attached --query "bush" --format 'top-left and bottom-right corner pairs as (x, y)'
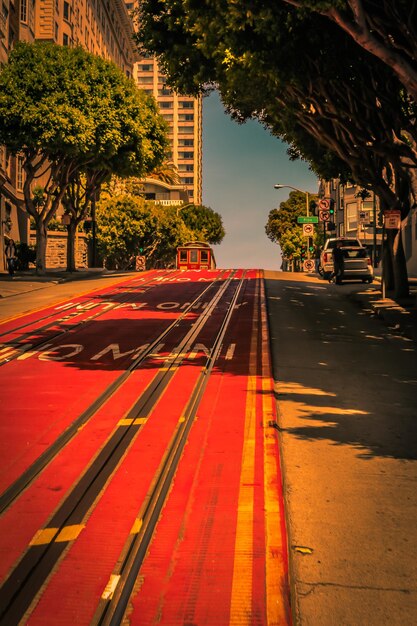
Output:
(15, 242), (36, 270)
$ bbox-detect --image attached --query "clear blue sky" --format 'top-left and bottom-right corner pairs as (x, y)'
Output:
(202, 91), (318, 270)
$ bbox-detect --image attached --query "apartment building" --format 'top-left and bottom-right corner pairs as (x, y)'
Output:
(319, 178), (383, 266)
(0, 0), (138, 270)
(125, 1), (203, 206)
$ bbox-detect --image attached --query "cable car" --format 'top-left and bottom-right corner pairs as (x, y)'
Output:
(176, 241), (216, 270)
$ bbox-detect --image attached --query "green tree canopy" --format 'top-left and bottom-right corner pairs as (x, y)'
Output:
(0, 41), (168, 272)
(282, 0), (417, 102)
(179, 204), (225, 245)
(136, 1), (416, 296)
(266, 191), (320, 269)
(95, 195), (194, 270)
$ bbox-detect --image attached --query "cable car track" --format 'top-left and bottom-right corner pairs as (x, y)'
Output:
(0, 270), (232, 515)
(0, 270), (178, 366)
(93, 272), (246, 626)
(0, 271), (246, 625)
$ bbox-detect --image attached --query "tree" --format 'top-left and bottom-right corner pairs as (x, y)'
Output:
(179, 204), (225, 244)
(0, 41), (168, 273)
(62, 78), (168, 271)
(266, 191), (319, 270)
(135, 1), (417, 297)
(282, 0), (417, 103)
(95, 195), (194, 269)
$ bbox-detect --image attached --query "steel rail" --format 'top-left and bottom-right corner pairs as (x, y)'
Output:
(0, 272), (239, 625)
(93, 272), (248, 626)
(0, 271), (230, 515)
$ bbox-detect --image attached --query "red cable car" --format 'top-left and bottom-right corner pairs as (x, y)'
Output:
(176, 241), (216, 270)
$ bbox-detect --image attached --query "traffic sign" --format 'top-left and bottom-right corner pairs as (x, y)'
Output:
(318, 198), (331, 210)
(303, 223), (315, 236)
(297, 216), (318, 224)
(319, 210), (330, 222)
(384, 210), (401, 229)
(303, 259), (315, 272)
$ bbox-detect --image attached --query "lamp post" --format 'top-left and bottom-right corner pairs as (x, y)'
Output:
(274, 184), (312, 267)
(274, 184), (310, 216)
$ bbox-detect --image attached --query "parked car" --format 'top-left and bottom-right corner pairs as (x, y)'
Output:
(319, 237), (374, 283)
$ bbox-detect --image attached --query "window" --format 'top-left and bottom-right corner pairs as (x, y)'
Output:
(179, 114), (194, 121)
(182, 177), (194, 184)
(63, 32), (69, 46)
(139, 76), (154, 84)
(20, 0), (27, 22)
(178, 126), (194, 134)
(179, 164), (193, 172)
(190, 250), (198, 263)
(346, 202), (358, 231)
(179, 250), (188, 263)
(17, 156), (25, 191)
(63, 1), (70, 20)
(139, 64), (153, 71)
(179, 139), (193, 147)
(54, 21), (58, 39)
(179, 101), (194, 109)
(159, 101), (172, 109)
(179, 152), (193, 159)
(200, 250), (208, 263)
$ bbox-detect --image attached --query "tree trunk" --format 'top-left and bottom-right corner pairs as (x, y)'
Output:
(388, 228), (409, 299)
(35, 222), (48, 275)
(66, 220), (78, 272)
(382, 237), (394, 293)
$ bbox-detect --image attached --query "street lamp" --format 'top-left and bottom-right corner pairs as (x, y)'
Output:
(274, 183), (313, 268)
(274, 184), (310, 216)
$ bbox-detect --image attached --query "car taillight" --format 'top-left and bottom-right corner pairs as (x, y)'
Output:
(367, 257), (372, 265)
(324, 252), (329, 262)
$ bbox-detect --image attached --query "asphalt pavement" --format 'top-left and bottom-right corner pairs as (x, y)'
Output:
(1, 268), (417, 625)
(1, 269), (416, 344)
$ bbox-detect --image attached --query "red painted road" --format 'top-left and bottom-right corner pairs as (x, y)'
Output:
(0, 269), (291, 625)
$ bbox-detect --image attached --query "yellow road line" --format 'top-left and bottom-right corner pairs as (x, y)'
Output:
(260, 275), (289, 625)
(230, 276), (260, 625)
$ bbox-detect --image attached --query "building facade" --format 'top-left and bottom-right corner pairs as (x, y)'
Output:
(319, 179), (383, 266)
(126, 1), (203, 206)
(0, 0), (138, 270)
(319, 178), (417, 275)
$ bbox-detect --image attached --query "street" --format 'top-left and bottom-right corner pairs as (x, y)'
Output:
(0, 269), (416, 625)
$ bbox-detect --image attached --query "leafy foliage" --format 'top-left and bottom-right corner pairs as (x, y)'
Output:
(179, 205), (225, 244)
(266, 191), (320, 267)
(0, 41), (168, 272)
(95, 195), (194, 269)
(136, 0), (415, 295)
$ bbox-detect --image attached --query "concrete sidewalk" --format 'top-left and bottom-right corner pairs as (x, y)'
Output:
(0, 268), (139, 321)
(0, 268), (112, 299)
(348, 277), (417, 343)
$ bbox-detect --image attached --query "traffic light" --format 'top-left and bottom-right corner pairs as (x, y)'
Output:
(310, 200), (318, 215)
(329, 199), (335, 216)
(308, 237), (314, 253)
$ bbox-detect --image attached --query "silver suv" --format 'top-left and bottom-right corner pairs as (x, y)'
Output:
(319, 237), (374, 283)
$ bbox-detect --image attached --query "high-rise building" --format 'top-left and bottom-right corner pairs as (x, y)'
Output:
(0, 0), (138, 270)
(126, 1), (203, 205)
(134, 59), (202, 205)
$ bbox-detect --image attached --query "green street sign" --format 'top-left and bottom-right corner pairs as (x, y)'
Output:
(297, 216), (319, 224)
